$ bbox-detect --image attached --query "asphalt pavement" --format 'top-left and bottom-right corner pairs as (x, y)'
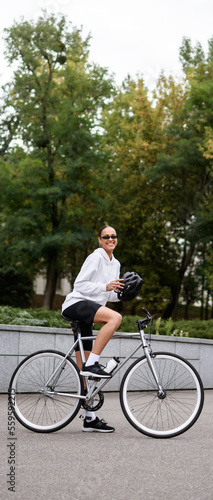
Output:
(1, 391), (213, 500)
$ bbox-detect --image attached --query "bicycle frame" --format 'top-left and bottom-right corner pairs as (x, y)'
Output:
(44, 318), (164, 401)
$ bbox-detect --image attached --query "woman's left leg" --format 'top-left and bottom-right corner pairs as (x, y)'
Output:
(82, 306), (122, 371)
(81, 306), (122, 376)
(91, 306), (122, 355)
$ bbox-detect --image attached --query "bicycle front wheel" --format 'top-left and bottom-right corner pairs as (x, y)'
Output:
(9, 350), (84, 433)
(120, 352), (204, 438)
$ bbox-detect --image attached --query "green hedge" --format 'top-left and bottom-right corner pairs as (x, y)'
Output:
(151, 316), (213, 340)
(117, 315), (213, 340)
(0, 306), (213, 340)
(0, 306), (65, 328)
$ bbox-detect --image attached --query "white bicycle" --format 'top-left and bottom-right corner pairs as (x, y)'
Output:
(8, 308), (204, 438)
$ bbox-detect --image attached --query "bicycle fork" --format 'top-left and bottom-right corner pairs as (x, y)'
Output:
(139, 327), (166, 399)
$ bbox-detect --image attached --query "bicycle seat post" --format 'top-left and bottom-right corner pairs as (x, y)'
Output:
(77, 331), (86, 366)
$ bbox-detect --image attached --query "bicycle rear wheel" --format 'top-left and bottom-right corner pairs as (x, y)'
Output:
(120, 352), (204, 438)
(9, 350), (84, 433)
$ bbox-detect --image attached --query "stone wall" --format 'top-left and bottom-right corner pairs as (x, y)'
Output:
(1, 324), (213, 392)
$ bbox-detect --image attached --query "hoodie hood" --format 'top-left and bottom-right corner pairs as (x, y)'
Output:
(93, 247), (115, 263)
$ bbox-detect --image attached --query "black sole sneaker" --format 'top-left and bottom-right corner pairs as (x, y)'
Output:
(83, 417), (115, 433)
(80, 362), (112, 378)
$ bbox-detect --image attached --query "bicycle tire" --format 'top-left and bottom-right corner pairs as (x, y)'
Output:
(120, 352), (204, 438)
(8, 350), (84, 433)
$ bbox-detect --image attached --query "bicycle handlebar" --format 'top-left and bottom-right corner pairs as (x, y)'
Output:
(137, 308), (154, 330)
(141, 307), (152, 319)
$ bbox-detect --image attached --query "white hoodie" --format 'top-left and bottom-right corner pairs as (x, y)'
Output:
(62, 248), (121, 311)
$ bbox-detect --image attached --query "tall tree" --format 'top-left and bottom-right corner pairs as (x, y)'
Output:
(101, 49), (213, 318)
(101, 76), (177, 314)
(149, 37), (213, 318)
(0, 12), (114, 308)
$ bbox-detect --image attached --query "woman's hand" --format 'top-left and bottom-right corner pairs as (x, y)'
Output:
(106, 279), (124, 292)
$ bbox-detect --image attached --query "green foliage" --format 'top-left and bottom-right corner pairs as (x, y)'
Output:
(179, 37), (205, 71)
(164, 317), (174, 336)
(152, 317), (213, 340)
(0, 306), (213, 340)
(153, 316), (189, 337)
(0, 306), (65, 328)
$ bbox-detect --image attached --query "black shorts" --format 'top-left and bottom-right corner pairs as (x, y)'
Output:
(62, 300), (102, 351)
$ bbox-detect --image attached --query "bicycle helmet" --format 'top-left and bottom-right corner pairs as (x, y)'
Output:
(117, 271), (143, 301)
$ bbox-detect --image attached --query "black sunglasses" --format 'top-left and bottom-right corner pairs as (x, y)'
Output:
(100, 235), (118, 240)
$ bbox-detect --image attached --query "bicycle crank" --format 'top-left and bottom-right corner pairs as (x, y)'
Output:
(82, 390), (104, 411)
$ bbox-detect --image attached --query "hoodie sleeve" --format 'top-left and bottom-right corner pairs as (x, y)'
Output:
(73, 255), (106, 296)
(106, 261), (121, 302)
(107, 290), (121, 302)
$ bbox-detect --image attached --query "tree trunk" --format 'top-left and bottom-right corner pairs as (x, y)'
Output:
(205, 290), (210, 320)
(42, 252), (58, 310)
(200, 245), (206, 320)
(200, 276), (204, 320)
(184, 296), (190, 320)
(211, 293), (213, 319)
(163, 243), (195, 320)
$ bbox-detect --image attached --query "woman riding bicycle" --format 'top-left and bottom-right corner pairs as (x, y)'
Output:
(62, 225), (124, 433)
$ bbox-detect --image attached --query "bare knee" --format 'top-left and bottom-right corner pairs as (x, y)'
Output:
(110, 311), (122, 330)
(94, 307), (122, 331)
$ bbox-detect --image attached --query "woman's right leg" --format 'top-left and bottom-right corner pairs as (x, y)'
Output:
(62, 302), (115, 430)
